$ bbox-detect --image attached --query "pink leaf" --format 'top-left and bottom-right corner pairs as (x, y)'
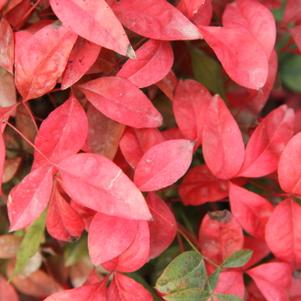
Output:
(119, 127), (164, 168)
(199, 210), (244, 265)
(243, 236), (270, 270)
(215, 271), (245, 300)
(278, 133), (301, 195)
(223, 0), (276, 59)
(32, 95), (88, 169)
(177, 0), (213, 27)
(179, 165), (229, 205)
(103, 220), (150, 272)
(88, 212), (138, 265)
(265, 198), (301, 267)
(46, 186), (84, 241)
(107, 273), (153, 301)
(0, 276), (19, 301)
(15, 22), (77, 100)
(238, 105), (295, 178)
(61, 38), (101, 89)
(199, 26), (268, 89)
(247, 262), (292, 301)
(112, 0), (202, 41)
(202, 95), (245, 179)
(134, 139), (193, 191)
(117, 39), (174, 88)
(44, 282), (106, 301)
(8, 166), (54, 231)
(49, 0), (133, 57)
(79, 76), (162, 128)
(0, 18), (14, 73)
(229, 183), (273, 239)
(173, 79), (212, 145)
(58, 153), (151, 220)
(147, 192), (177, 259)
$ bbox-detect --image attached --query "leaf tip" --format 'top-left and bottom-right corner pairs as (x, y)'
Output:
(126, 45), (136, 59)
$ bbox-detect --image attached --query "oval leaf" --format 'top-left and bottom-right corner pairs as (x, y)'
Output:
(88, 212), (138, 265)
(33, 95), (88, 169)
(8, 166), (54, 231)
(112, 0), (202, 41)
(202, 95), (245, 179)
(49, 0), (133, 57)
(58, 153), (152, 220)
(134, 139), (193, 191)
(117, 39), (174, 88)
(79, 76), (163, 128)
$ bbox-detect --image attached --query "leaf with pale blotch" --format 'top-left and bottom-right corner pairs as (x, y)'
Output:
(156, 251), (207, 294)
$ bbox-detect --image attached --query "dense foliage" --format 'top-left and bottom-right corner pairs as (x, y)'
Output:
(0, 0), (301, 301)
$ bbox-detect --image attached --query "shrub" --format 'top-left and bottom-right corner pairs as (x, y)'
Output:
(0, 0), (300, 300)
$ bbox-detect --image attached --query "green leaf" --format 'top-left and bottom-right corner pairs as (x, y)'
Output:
(12, 211), (46, 277)
(191, 48), (225, 98)
(280, 54), (301, 92)
(164, 288), (210, 301)
(156, 251), (207, 294)
(207, 267), (221, 292)
(216, 293), (242, 301)
(222, 249), (253, 268)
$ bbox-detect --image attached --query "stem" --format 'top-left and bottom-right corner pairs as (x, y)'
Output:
(5, 121), (54, 167)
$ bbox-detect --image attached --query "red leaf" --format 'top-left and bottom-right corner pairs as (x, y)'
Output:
(238, 105), (295, 178)
(104, 220), (150, 272)
(61, 38), (101, 89)
(88, 212), (138, 265)
(199, 210), (244, 265)
(265, 198), (301, 267)
(134, 139), (193, 191)
(0, 18), (14, 73)
(173, 79), (212, 145)
(278, 133), (301, 195)
(243, 236), (270, 270)
(117, 39), (174, 88)
(58, 153), (152, 220)
(46, 186), (84, 241)
(79, 76), (162, 128)
(177, 0), (213, 27)
(49, 0), (133, 57)
(215, 271), (245, 300)
(0, 276), (19, 301)
(119, 127), (164, 168)
(228, 50), (278, 116)
(202, 95), (245, 179)
(112, 0), (202, 41)
(223, 0), (276, 59)
(85, 104), (125, 160)
(179, 165), (229, 205)
(229, 183), (274, 239)
(199, 26), (268, 89)
(107, 273), (153, 301)
(15, 22), (77, 100)
(44, 282), (106, 301)
(247, 262), (292, 301)
(32, 96), (88, 169)
(0, 130), (5, 193)
(147, 192), (177, 259)
(8, 166), (54, 231)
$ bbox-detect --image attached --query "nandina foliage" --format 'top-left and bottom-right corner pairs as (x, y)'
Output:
(0, 0), (301, 301)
